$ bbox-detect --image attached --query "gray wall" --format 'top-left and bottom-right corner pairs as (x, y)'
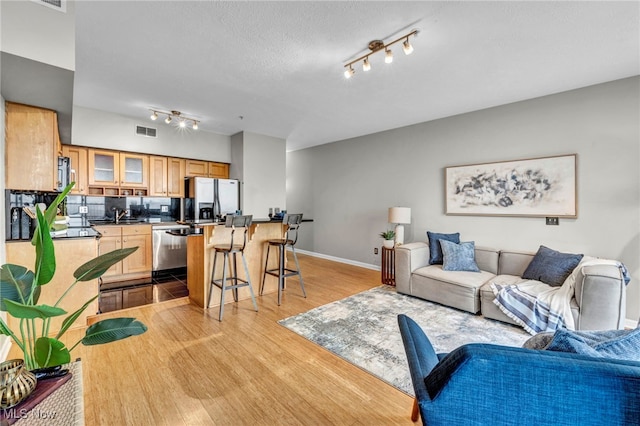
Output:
(72, 106), (231, 162)
(286, 77), (640, 324)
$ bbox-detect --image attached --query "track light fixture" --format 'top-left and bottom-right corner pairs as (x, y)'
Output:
(343, 29), (418, 78)
(149, 109), (200, 130)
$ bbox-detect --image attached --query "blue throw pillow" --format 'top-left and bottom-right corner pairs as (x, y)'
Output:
(521, 245), (583, 287)
(427, 231), (460, 265)
(546, 328), (640, 361)
(440, 240), (481, 272)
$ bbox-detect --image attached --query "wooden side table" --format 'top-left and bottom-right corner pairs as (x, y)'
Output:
(381, 247), (395, 286)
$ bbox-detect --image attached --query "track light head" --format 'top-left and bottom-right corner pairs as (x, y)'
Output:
(403, 38), (414, 55)
(165, 115), (172, 124)
(150, 111), (158, 120)
(363, 57), (371, 72)
(192, 121), (198, 130)
(179, 119), (186, 128)
(344, 66), (355, 79)
(385, 48), (393, 64)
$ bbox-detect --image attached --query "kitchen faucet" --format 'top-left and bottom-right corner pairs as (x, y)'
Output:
(113, 208), (128, 224)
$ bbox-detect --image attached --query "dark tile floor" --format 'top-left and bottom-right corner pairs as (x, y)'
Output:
(98, 268), (189, 313)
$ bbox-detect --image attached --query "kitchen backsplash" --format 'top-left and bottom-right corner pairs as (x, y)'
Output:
(66, 195), (181, 222)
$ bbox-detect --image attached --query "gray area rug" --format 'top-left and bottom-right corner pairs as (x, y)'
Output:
(279, 285), (530, 396)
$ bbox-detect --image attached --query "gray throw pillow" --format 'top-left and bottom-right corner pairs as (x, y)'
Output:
(440, 240), (481, 272)
(521, 245), (583, 287)
(427, 231), (460, 265)
(545, 328), (640, 361)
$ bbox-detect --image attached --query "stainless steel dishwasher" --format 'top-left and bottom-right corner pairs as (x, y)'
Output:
(152, 223), (190, 272)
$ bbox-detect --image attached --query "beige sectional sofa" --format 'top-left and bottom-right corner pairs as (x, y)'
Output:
(395, 242), (628, 331)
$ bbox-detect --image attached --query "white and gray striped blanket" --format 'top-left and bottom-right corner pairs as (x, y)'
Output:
(491, 258), (629, 335)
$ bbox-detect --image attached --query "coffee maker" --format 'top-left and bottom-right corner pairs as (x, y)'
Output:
(5, 191), (36, 240)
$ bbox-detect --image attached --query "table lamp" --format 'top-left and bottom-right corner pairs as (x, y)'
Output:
(388, 207), (411, 246)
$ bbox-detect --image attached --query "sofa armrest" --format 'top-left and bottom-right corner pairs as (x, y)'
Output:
(574, 263), (627, 330)
(395, 242), (429, 294)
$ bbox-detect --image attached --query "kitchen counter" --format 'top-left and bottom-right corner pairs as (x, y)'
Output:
(184, 220), (311, 309)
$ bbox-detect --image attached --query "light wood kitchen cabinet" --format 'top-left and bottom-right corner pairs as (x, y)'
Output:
(88, 149), (149, 196)
(185, 159), (208, 177)
(149, 156), (168, 196)
(120, 152), (149, 189)
(62, 145), (89, 194)
(95, 224), (152, 283)
(5, 102), (61, 191)
(185, 159), (229, 178)
(5, 237), (99, 335)
(149, 156), (185, 197)
(88, 149), (120, 187)
(208, 162), (229, 178)
(168, 157), (186, 196)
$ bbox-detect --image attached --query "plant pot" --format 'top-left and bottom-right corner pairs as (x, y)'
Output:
(0, 359), (37, 409)
(382, 240), (395, 249)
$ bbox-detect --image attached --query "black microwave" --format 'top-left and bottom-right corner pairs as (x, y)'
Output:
(57, 156), (70, 192)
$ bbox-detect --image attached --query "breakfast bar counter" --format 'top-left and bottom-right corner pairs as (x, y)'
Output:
(182, 220), (301, 309)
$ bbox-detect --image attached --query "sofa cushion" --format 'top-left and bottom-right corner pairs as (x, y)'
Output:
(441, 240), (480, 272)
(427, 231), (460, 265)
(545, 328), (640, 361)
(521, 245), (583, 287)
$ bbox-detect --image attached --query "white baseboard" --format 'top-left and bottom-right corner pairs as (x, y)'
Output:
(293, 248), (380, 271)
(625, 317), (638, 329)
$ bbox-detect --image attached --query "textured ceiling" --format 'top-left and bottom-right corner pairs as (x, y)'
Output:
(74, 1), (640, 151)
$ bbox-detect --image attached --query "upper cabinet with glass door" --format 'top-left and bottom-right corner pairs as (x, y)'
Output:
(88, 149), (148, 195)
(119, 153), (148, 188)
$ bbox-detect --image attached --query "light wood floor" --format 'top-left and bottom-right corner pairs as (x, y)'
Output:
(10, 253), (415, 425)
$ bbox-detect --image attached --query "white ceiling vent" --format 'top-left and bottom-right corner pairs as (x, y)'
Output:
(31, 0), (66, 13)
(136, 125), (157, 138)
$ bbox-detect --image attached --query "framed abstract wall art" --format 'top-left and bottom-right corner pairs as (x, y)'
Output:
(445, 154), (577, 217)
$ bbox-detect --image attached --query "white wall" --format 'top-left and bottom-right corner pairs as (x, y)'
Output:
(286, 77), (640, 324)
(72, 106), (231, 162)
(231, 131), (286, 219)
(0, 0), (75, 71)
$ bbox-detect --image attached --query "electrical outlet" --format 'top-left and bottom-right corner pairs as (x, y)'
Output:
(161, 205), (169, 213)
(546, 217), (559, 225)
(79, 206), (88, 214)
(374, 247), (379, 255)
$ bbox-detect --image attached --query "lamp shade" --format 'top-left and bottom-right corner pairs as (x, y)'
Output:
(388, 207), (411, 224)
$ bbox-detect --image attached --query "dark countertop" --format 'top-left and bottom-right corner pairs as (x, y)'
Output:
(170, 218), (313, 236)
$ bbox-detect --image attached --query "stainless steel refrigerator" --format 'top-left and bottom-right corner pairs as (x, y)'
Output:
(186, 177), (240, 221)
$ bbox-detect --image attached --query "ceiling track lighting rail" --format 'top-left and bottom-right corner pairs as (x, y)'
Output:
(343, 29), (419, 78)
(150, 109), (199, 130)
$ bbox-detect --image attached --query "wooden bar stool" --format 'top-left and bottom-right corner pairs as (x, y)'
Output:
(207, 215), (258, 321)
(260, 213), (307, 305)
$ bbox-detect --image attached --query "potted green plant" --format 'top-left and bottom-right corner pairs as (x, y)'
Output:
(0, 183), (147, 370)
(379, 230), (396, 249)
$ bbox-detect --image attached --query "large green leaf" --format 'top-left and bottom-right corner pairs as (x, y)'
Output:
(43, 182), (75, 228)
(29, 183), (74, 272)
(82, 317), (147, 346)
(3, 299), (66, 319)
(34, 208), (56, 286)
(55, 294), (99, 339)
(73, 247), (138, 281)
(34, 337), (71, 368)
(0, 264), (38, 310)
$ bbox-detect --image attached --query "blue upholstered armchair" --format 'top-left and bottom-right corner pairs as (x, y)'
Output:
(397, 314), (640, 426)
